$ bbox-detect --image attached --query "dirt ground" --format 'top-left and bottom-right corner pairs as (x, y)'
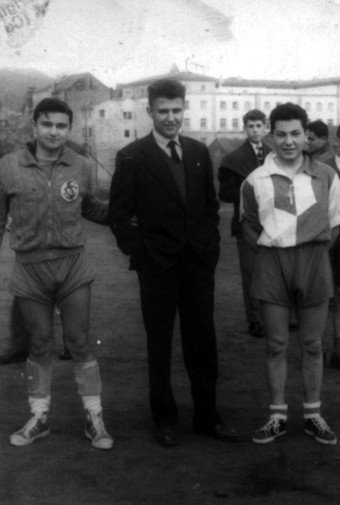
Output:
(0, 202), (340, 505)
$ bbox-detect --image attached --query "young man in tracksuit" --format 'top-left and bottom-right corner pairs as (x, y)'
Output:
(0, 98), (113, 450)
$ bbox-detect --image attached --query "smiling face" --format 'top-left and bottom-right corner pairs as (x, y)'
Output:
(33, 112), (71, 157)
(272, 119), (306, 164)
(244, 119), (266, 145)
(147, 97), (184, 140)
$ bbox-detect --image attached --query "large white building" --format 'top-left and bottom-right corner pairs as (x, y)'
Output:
(30, 68), (340, 193)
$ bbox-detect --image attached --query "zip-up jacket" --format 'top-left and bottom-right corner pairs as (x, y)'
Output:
(0, 143), (108, 263)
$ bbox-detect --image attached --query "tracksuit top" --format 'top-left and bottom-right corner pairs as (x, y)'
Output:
(0, 143), (107, 263)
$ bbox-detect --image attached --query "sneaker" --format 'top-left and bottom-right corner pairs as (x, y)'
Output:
(85, 411), (113, 450)
(10, 413), (50, 446)
(305, 416), (337, 445)
(253, 417), (287, 444)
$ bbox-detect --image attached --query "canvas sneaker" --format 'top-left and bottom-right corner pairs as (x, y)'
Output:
(85, 410), (114, 450)
(305, 416), (337, 445)
(10, 413), (50, 446)
(253, 417), (287, 444)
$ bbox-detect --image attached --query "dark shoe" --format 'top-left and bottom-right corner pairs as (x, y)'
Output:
(248, 322), (264, 338)
(156, 426), (176, 446)
(325, 352), (340, 369)
(0, 351), (29, 364)
(253, 417), (287, 444)
(193, 421), (242, 442)
(59, 347), (72, 361)
(305, 416), (337, 445)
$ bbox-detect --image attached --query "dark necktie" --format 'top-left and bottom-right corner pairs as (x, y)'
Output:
(256, 145), (264, 163)
(167, 140), (180, 164)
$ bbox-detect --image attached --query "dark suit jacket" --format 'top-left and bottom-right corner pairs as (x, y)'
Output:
(108, 132), (220, 272)
(218, 139), (271, 235)
(323, 154), (340, 177)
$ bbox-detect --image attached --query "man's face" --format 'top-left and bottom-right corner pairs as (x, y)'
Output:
(33, 112), (71, 154)
(244, 120), (266, 145)
(147, 97), (184, 139)
(272, 119), (306, 163)
(306, 131), (327, 154)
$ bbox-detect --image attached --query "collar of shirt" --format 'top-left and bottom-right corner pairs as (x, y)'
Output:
(250, 141), (262, 153)
(152, 130), (182, 160)
(259, 151), (318, 179)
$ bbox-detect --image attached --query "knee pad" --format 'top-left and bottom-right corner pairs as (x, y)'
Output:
(74, 360), (102, 396)
(27, 358), (53, 398)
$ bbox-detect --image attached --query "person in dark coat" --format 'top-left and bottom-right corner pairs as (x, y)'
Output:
(306, 120), (334, 163)
(218, 109), (271, 338)
(108, 78), (241, 447)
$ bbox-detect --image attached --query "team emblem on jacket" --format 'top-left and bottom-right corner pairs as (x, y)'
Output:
(61, 181), (79, 202)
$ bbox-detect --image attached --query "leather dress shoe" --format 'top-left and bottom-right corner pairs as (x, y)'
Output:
(324, 351), (340, 369)
(0, 351), (29, 364)
(248, 322), (264, 338)
(59, 347), (72, 361)
(194, 421), (242, 442)
(156, 426), (177, 446)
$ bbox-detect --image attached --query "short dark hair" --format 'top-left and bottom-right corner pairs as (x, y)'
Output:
(306, 119), (328, 139)
(336, 126), (340, 139)
(269, 102), (308, 133)
(243, 109), (266, 126)
(148, 79), (186, 107)
(33, 98), (73, 126)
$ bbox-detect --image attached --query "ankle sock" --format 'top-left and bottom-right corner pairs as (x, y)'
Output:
(303, 401), (321, 419)
(269, 404), (288, 420)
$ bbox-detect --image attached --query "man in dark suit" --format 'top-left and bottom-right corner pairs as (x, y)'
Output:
(109, 79), (240, 446)
(218, 110), (271, 338)
(306, 120), (334, 163)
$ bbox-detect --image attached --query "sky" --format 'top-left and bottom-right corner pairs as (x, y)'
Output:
(0, 0), (340, 86)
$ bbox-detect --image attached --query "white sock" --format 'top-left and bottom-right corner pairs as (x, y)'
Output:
(29, 395), (51, 417)
(82, 395), (102, 415)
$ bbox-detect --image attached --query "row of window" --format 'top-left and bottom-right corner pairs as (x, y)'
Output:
(185, 117), (335, 130)
(185, 100), (337, 113)
(184, 118), (240, 129)
(97, 110), (134, 119)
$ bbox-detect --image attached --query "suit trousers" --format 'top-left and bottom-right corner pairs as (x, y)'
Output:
(236, 233), (260, 325)
(137, 245), (218, 429)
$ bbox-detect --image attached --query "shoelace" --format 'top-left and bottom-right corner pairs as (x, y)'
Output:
(261, 417), (282, 434)
(311, 417), (329, 432)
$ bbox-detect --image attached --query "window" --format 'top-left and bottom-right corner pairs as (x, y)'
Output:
(99, 109), (105, 118)
(232, 118), (239, 130)
(264, 101), (270, 110)
(124, 130), (130, 137)
(201, 137), (207, 144)
(232, 101), (238, 110)
(305, 102), (311, 111)
(328, 119), (334, 126)
(184, 118), (190, 128)
(200, 100), (207, 110)
(276, 102), (282, 106)
(220, 101), (226, 110)
(123, 111), (132, 120)
(88, 127), (92, 138)
(82, 127), (86, 137)
(185, 101), (190, 110)
(200, 118), (207, 128)
(244, 101), (251, 111)
(201, 85), (206, 91)
(328, 103), (334, 112)
(220, 118), (226, 128)
(266, 119), (270, 130)
(317, 102), (322, 112)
